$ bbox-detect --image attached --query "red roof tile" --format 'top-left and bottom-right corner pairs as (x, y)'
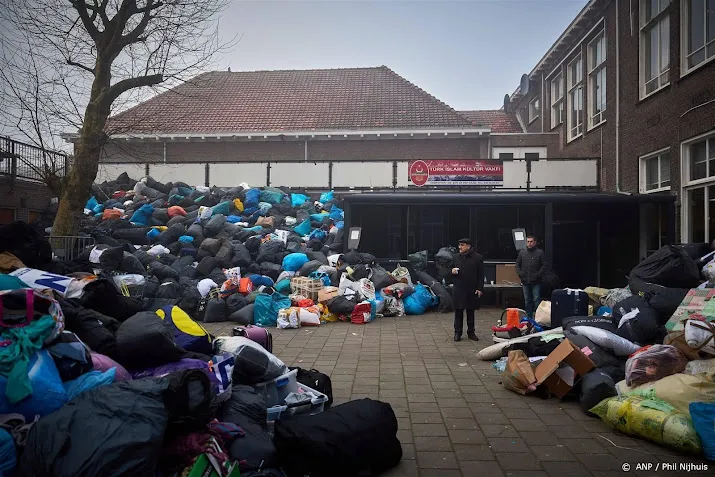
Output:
(459, 110), (523, 134)
(107, 66), (476, 134)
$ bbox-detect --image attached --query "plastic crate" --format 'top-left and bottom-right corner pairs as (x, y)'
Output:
(252, 368), (298, 407)
(290, 277), (323, 301)
(266, 382), (329, 422)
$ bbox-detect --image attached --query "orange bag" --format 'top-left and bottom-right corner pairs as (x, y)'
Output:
(506, 308), (521, 328)
(297, 298), (315, 308)
(168, 206), (187, 218)
(238, 277), (254, 295)
(102, 209), (122, 220)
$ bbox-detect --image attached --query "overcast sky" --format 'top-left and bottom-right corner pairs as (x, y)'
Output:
(218, 0), (588, 110)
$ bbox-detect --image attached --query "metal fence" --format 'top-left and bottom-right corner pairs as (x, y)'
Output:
(0, 136), (69, 183)
(46, 236), (95, 261)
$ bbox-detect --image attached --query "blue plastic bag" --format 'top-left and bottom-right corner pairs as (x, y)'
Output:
(291, 193), (310, 207)
(309, 271), (331, 286)
(260, 189), (284, 205)
(254, 292), (291, 328)
(294, 219), (312, 236)
(0, 428), (15, 477)
(212, 201), (231, 216)
(249, 274), (274, 288)
(320, 191), (334, 203)
(168, 194), (184, 206)
(63, 369), (116, 401)
(690, 402), (715, 460)
(0, 350), (68, 420)
(130, 204), (154, 226)
(330, 206), (344, 221)
(308, 229), (327, 241)
(245, 189), (260, 208)
(283, 253), (309, 272)
(92, 204), (105, 214)
(147, 228), (161, 240)
(178, 235), (194, 244)
(178, 186), (193, 196)
(226, 215), (243, 224)
(85, 196), (99, 211)
(275, 279), (292, 294)
(310, 213), (328, 223)
(403, 284), (434, 315)
(597, 306), (612, 316)
(335, 221), (344, 230)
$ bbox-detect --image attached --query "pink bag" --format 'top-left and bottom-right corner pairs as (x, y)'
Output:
(90, 351), (132, 382)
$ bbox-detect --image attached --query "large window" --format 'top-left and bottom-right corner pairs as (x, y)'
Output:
(640, 149), (671, 193)
(476, 205), (544, 260)
(682, 132), (715, 242)
(683, 0), (715, 73)
(588, 32), (607, 128)
(567, 55), (584, 141)
(351, 205), (404, 259)
(550, 73), (564, 129)
(528, 97), (540, 123)
(641, 0), (670, 97)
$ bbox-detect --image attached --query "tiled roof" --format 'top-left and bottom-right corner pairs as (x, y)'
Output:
(459, 110), (523, 134)
(107, 66), (477, 134)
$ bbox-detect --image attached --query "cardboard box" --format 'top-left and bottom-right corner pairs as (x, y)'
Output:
(318, 286), (339, 303)
(534, 339), (595, 398)
(496, 263), (521, 285)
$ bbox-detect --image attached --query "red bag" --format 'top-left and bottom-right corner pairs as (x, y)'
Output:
(297, 299), (314, 308)
(102, 209), (122, 220)
(238, 277), (254, 295)
(168, 206), (187, 218)
(351, 302), (373, 325)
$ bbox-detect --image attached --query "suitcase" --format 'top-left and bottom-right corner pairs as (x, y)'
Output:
(233, 324), (273, 353)
(551, 288), (589, 328)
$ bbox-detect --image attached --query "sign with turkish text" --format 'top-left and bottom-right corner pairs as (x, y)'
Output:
(408, 160), (503, 187)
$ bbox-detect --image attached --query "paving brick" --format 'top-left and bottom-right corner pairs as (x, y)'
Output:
(407, 393), (437, 403)
(541, 461), (592, 477)
(459, 460), (505, 476)
(577, 453), (624, 472)
(416, 451), (459, 469)
(380, 389), (408, 398)
(465, 393), (498, 403)
(530, 445), (577, 461)
(481, 424), (520, 438)
(444, 418), (479, 430)
(412, 423), (448, 437)
(419, 470), (462, 477)
(414, 436), (453, 452)
(449, 429), (487, 444)
(487, 437), (530, 453)
(410, 412), (444, 424)
(396, 429), (413, 444)
(495, 452), (543, 470)
(408, 402), (441, 413)
(562, 438), (608, 454)
(380, 381), (406, 390)
(437, 398), (468, 408)
(509, 418), (550, 432)
(460, 385), (489, 394)
(453, 443), (496, 461)
(472, 410), (510, 425)
(441, 407), (476, 419)
(380, 460), (419, 477)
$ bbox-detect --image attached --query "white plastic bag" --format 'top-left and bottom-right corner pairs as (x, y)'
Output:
(147, 244), (170, 256)
(277, 308), (300, 329)
(684, 320), (715, 356)
(358, 278), (376, 301)
(214, 336), (287, 379)
(618, 308), (641, 329)
(535, 300), (551, 326)
(298, 306), (321, 326)
(704, 259), (715, 280)
(392, 265), (413, 286)
(197, 278), (219, 298)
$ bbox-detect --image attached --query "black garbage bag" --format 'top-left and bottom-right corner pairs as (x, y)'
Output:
(177, 265), (197, 280)
(408, 250), (428, 272)
(209, 268), (227, 285)
(200, 237), (222, 256)
(120, 252), (145, 274)
(369, 265), (394, 291)
(342, 251), (363, 265)
(299, 260), (322, 277)
(327, 296), (357, 316)
(62, 304), (119, 359)
(286, 242), (302, 254)
(186, 223), (205, 246)
(216, 239), (234, 268)
(629, 245), (700, 289)
(563, 315), (618, 333)
(579, 368), (618, 414)
(94, 245), (125, 272)
(153, 208), (170, 224)
(219, 385), (277, 472)
(147, 261), (180, 281)
(115, 311), (187, 369)
(415, 271), (453, 313)
(260, 262), (282, 282)
(0, 221), (52, 269)
(675, 243), (712, 265)
(202, 297), (228, 323)
(113, 227), (151, 245)
(360, 253), (376, 265)
(47, 331), (94, 381)
(196, 256), (218, 277)
(435, 247), (455, 279)
(562, 331), (621, 368)
(80, 279), (144, 321)
(157, 224), (186, 247)
(245, 236), (263, 255)
(256, 240), (286, 264)
(204, 214), (226, 237)
(172, 254), (195, 272)
(166, 215), (186, 228)
(178, 286), (202, 318)
(134, 249), (157, 267)
(628, 276), (688, 326)
(349, 264), (370, 280)
(228, 303), (255, 325)
(306, 250), (328, 265)
(156, 281), (184, 300)
(274, 399), (402, 477)
(226, 293), (249, 315)
(231, 241), (252, 267)
(612, 296), (660, 344)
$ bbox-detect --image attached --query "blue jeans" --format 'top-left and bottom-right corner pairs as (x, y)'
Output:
(522, 284), (541, 318)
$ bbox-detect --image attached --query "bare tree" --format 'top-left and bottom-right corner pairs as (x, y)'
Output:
(0, 0), (232, 235)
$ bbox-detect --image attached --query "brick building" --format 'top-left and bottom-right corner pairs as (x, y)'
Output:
(504, 0), (715, 246)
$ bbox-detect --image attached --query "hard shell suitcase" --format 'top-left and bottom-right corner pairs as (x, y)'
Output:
(233, 324), (273, 353)
(551, 288), (588, 328)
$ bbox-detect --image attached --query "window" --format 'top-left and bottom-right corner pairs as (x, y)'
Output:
(567, 55), (583, 140)
(683, 0), (715, 73)
(528, 97), (540, 123)
(0, 208), (15, 225)
(588, 32), (607, 127)
(682, 132), (715, 242)
(550, 73), (564, 128)
(640, 149), (671, 193)
(640, 0), (670, 97)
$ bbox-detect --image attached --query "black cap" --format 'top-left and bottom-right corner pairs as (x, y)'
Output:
(458, 238), (472, 245)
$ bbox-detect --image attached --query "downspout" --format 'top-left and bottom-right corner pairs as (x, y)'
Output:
(163, 142), (167, 164)
(616, 0), (627, 194)
(541, 73), (545, 132)
(304, 140), (308, 162)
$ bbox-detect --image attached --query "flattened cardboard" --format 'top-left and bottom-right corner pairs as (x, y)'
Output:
(534, 338), (595, 398)
(318, 286), (339, 303)
(496, 264), (521, 285)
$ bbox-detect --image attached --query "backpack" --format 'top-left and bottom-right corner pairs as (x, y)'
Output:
(289, 367), (333, 409)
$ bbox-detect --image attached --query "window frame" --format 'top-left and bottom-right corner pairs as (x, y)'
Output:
(681, 0), (715, 76)
(567, 54), (584, 142)
(587, 31), (607, 129)
(528, 97), (540, 124)
(639, 147), (671, 193)
(550, 72), (564, 129)
(640, 0), (671, 99)
(680, 130), (715, 242)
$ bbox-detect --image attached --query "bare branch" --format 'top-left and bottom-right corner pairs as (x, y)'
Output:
(67, 59), (95, 74)
(102, 73), (163, 107)
(70, 0), (101, 42)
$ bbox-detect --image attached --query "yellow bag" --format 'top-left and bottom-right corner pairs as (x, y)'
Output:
(233, 198), (244, 213)
(616, 373), (715, 418)
(589, 395), (702, 454)
(585, 286), (609, 306)
(319, 303), (338, 323)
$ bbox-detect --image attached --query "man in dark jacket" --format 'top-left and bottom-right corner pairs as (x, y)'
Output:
(451, 238), (484, 342)
(516, 235), (546, 318)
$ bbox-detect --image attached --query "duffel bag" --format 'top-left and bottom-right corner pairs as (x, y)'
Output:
(274, 398), (402, 477)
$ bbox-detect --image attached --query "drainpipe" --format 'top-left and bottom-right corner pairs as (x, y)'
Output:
(304, 140), (308, 162)
(616, 0), (628, 194)
(163, 142), (167, 164)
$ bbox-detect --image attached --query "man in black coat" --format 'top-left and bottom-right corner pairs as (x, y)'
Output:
(516, 235), (546, 318)
(451, 238), (484, 342)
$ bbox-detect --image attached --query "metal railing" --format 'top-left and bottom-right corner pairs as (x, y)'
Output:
(1, 136), (69, 183)
(46, 236), (95, 261)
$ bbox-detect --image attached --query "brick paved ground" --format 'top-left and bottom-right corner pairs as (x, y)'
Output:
(205, 309), (710, 477)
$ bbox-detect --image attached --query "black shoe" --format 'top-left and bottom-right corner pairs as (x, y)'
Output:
(468, 333), (479, 341)
(454, 333), (462, 342)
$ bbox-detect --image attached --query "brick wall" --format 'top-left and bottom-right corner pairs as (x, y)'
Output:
(0, 176), (53, 223)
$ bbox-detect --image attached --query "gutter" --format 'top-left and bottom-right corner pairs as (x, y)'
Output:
(616, 0), (627, 194)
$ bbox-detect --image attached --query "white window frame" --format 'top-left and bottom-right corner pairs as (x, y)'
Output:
(639, 147), (671, 193)
(680, 130), (715, 242)
(550, 73), (564, 129)
(492, 147), (547, 159)
(567, 55), (584, 142)
(640, 0), (670, 98)
(587, 31), (607, 129)
(682, 0), (715, 76)
(528, 97), (540, 124)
